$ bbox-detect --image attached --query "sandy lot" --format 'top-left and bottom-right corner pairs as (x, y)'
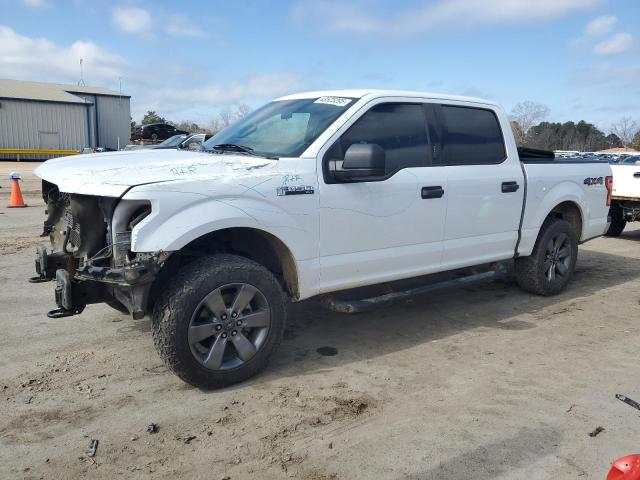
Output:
(1, 161), (639, 479)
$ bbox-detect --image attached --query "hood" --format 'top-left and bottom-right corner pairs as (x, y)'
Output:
(35, 149), (276, 197)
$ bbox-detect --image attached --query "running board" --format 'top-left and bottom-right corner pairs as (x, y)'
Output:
(323, 263), (509, 314)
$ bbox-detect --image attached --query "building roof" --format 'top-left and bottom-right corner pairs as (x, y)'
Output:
(276, 89), (497, 106)
(0, 79), (130, 104)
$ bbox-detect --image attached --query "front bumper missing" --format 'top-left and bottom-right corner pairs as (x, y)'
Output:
(29, 244), (69, 283)
(48, 270), (86, 318)
(32, 245), (165, 320)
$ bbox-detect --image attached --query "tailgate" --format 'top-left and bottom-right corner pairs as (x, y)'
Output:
(611, 164), (640, 200)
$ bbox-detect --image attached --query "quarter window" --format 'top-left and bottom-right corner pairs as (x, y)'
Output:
(439, 106), (506, 165)
(326, 103), (430, 174)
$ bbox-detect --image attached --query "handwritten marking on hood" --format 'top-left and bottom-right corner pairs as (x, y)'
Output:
(170, 165), (198, 176)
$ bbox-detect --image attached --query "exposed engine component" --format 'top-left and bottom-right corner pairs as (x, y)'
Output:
(42, 181), (107, 259)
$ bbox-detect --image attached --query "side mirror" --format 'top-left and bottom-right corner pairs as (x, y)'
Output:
(331, 143), (386, 181)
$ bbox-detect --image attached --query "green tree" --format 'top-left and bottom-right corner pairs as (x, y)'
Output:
(525, 121), (608, 151)
(605, 133), (622, 149)
(172, 121), (207, 134)
(142, 111), (167, 125)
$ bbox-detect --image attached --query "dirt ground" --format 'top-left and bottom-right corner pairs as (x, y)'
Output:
(1, 161), (639, 479)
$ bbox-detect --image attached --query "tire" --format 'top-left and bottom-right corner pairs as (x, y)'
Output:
(515, 218), (578, 296)
(151, 133), (158, 141)
(605, 204), (626, 237)
(152, 254), (286, 389)
(106, 298), (129, 314)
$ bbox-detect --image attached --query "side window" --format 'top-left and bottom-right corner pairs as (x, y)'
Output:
(439, 105), (506, 165)
(325, 103), (430, 174)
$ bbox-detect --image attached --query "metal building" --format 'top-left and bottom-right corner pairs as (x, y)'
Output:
(0, 79), (131, 157)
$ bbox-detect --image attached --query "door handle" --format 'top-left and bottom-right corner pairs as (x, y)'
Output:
(501, 181), (520, 193)
(421, 186), (444, 199)
(633, 172), (640, 178)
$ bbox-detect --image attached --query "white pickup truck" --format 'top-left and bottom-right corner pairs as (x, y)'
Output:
(31, 90), (612, 389)
(606, 157), (640, 236)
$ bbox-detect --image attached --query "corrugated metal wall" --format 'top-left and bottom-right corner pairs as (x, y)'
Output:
(72, 93), (98, 148)
(71, 94), (131, 149)
(0, 99), (88, 150)
(96, 95), (131, 150)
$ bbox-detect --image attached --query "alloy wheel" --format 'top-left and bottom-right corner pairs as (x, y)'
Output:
(543, 233), (571, 283)
(188, 283), (271, 370)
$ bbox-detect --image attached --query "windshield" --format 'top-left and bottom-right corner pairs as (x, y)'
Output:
(202, 97), (356, 158)
(158, 134), (187, 147)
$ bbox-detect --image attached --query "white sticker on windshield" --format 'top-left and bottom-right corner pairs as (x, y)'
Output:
(314, 96), (352, 107)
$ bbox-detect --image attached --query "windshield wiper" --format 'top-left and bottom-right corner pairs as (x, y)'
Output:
(209, 143), (278, 160)
(211, 143), (254, 154)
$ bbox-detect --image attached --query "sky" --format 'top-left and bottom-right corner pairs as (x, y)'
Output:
(0, 0), (638, 131)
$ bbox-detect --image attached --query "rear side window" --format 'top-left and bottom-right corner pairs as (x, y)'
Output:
(439, 106), (506, 165)
(325, 103), (430, 174)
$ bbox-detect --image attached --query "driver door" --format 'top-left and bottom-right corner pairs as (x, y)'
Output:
(317, 100), (447, 293)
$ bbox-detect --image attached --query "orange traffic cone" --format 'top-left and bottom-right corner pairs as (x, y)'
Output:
(7, 172), (27, 208)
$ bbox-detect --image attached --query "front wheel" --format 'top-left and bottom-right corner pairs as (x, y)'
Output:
(152, 254), (286, 389)
(515, 219), (578, 296)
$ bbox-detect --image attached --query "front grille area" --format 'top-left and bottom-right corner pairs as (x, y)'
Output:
(63, 208), (82, 252)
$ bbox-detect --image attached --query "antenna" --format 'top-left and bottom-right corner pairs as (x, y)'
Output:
(78, 58), (86, 86)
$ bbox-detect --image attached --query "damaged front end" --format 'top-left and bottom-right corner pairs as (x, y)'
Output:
(31, 180), (167, 319)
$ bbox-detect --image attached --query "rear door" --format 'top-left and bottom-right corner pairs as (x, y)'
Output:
(433, 103), (524, 268)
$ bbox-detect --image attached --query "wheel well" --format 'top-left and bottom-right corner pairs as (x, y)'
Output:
(160, 228), (299, 299)
(547, 201), (583, 238)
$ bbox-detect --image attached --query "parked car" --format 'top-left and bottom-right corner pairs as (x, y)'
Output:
(131, 123), (189, 141)
(125, 134), (213, 151)
(618, 155), (640, 165)
(606, 155), (640, 236)
(32, 90), (612, 389)
(177, 133), (213, 150)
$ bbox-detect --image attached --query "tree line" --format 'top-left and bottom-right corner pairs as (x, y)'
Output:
(510, 101), (639, 152)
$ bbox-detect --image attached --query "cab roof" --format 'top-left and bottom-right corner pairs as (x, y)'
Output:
(275, 89), (498, 107)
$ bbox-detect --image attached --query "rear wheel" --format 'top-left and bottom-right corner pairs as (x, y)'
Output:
(515, 219), (578, 296)
(605, 204), (626, 237)
(152, 254), (286, 389)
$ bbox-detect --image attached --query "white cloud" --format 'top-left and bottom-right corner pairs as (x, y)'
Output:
(0, 25), (129, 86)
(593, 32), (633, 55)
(111, 6), (205, 39)
(293, 0), (602, 36)
(164, 14), (206, 38)
(22, 0), (47, 8)
(585, 15), (616, 35)
(0, 26), (301, 123)
(134, 73), (302, 120)
(572, 63), (640, 88)
(111, 6), (152, 37)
